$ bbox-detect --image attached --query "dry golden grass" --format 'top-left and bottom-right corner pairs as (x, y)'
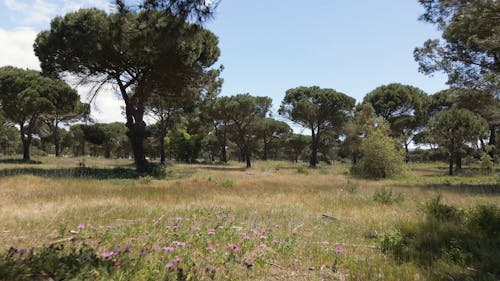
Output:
(0, 158), (498, 280)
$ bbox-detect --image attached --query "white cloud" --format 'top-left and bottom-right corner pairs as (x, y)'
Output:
(0, 28), (40, 70)
(0, 27), (125, 124)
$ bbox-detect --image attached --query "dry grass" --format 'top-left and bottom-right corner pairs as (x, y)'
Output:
(0, 158), (498, 280)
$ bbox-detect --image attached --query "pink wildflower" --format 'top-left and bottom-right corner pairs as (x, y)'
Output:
(257, 243), (267, 250)
(335, 246), (344, 253)
(173, 256), (182, 264)
(229, 243), (241, 251)
(100, 251), (115, 259)
(77, 224), (86, 230)
(162, 246), (175, 252)
(165, 262), (174, 270)
(208, 228), (216, 235)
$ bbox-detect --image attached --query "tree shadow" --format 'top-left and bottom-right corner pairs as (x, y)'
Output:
(0, 158), (42, 164)
(396, 183), (500, 195)
(199, 166), (247, 172)
(0, 167), (139, 179)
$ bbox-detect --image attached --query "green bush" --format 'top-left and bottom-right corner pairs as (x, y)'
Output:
(352, 127), (406, 179)
(479, 154), (494, 175)
(381, 198), (500, 280)
(373, 187), (404, 204)
(296, 166), (309, 175)
(344, 180), (359, 193)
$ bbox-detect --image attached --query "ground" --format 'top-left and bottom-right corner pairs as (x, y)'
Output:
(0, 157), (498, 280)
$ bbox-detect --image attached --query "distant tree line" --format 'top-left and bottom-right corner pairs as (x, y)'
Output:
(0, 0), (497, 177)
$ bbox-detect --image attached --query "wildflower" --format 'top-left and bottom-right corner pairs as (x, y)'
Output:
(77, 224), (86, 230)
(251, 228), (260, 236)
(241, 233), (250, 240)
(173, 256), (182, 264)
(141, 247), (148, 255)
(124, 245), (131, 253)
(175, 217), (182, 222)
(260, 235), (267, 240)
(208, 228), (216, 235)
(210, 267), (217, 274)
(162, 246), (175, 252)
(218, 225), (224, 229)
(165, 262), (174, 270)
(101, 251), (115, 259)
(192, 226), (201, 232)
(18, 249), (27, 255)
(229, 243), (241, 252)
(205, 245), (214, 251)
(335, 246), (344, 253)
(257, 243), (267, 250)
(273, 240), (279, 245)
(173, 241), (186, 247)
(216, 214), (228, 220)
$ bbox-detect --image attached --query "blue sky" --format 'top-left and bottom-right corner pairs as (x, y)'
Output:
(0, 0), (448, 123)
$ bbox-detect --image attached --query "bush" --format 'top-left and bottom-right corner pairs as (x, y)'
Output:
(380, 198), (500, 280)
(479, 154), (494, 175)
(344, 180), (358, 193)
(373, 187), (404, 204)
(296, 166), (309, 175)
(352, 127), (406, 179)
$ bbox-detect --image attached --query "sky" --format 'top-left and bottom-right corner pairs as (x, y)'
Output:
(0, 0), (448, 128)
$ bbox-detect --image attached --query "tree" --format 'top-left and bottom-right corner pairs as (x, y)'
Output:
(342, 103), (377, 164)
(279, 86), (355, 168)
(364, 83), (428, 162)
(414, 0), (500, 91)
(0, 66), (74, 161)
(82, 123), (128, 158)
(352, 120), (405, 179)
(41, 85), (89, 157)
(34, 2), (220, 173)
(220, 94), (272, 168)
(256, 118), (292, 160)
(428, 108), (488, 175)
(284, 134), (309, 163)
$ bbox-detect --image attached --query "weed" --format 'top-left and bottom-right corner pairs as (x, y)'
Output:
(373, 187), (404, 204)
(344, 180), (359, 193)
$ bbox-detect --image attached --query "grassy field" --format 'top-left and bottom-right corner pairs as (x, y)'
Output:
(0, 157), (498, 280)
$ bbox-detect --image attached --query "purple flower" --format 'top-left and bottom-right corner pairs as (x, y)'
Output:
(77, 224), (86, 230)
(165, 262), (174, 270)
(229, 243), (241, 252)
(100, 251), (115, 259)
(257, 243), (267, 250)
(210, 267), (217, 274)
(241, 233), (250, 241)
(192, 226), (201, 232)
(162, 246), (175, 252)
(141, 247), (148, 255)
(251, 228), (260, 236)
(260, 235), (267, 240)
(124, 245), (131, 253)
(18, 249), (27, 255)
(208, 228), (216, 235)
(173, 256), (182, 264)
(173, 241), (186, 247)
(218, 225), (224, 229)
(335, 246), (344, 253)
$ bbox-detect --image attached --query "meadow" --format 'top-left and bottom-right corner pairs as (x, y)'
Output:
(0, 157), (498, 280)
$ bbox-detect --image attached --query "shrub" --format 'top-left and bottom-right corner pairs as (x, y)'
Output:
(373, 187), (404, 204)
(352, 126), (405, 179)
(381, 198), (500, 280)
(296, 166), (309, 175)
(344, 180), (359, 193)
(479, 154), (494, 175)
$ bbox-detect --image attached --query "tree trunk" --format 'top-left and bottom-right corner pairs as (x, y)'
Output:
(245, 146), (251, 168)
(160, 135), (166, 165)
(104, 143), (111, 159)
(124, 102), (148, 173)
(455, 152), (462, 171)
(488, 127), (496, 158)
(309, 130), (319, 168)
(448, 151), (454, 176)
(53, 120), (61, 157)
(20, 125), (31, 161)
(263, 139), (268, 161)
(404, 142), (409, 163)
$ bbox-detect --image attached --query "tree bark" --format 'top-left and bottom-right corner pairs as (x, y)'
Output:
(404, 142), (410, 163)
(245, 146), (251, 168)
(20, 124), (32, 161)
(159, 134), (166, 165)
(448, 150), (454, 176)
(309, 129), (319, 168)
(53, 120), (61, 157)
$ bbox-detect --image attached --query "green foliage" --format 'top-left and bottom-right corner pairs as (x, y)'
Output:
(373, 187), (404, 205)
(296, 166), (309, 175)
(428, 108), (489, 175)
(352, 124), (406, 179)
(279, 86), (356, 167)
(415, 0), (500, 89)
(0, 244), (107, 281)
(344, 180), (358, 193)
(479, 154), (494, 175)
(381, 198), (500, 280)
(216, 178), (235, 188)
(166, 129), (202, 163)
